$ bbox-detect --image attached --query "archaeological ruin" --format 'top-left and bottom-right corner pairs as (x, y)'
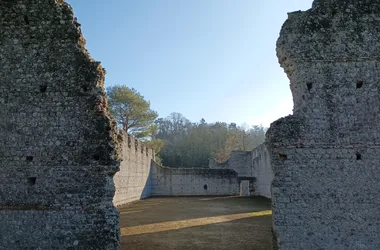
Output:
(113, 134), (273, 204)
(0, 0), (121, 248)
(267, 0), (380, 249)
(0, 1), (273, 249)
(2, 0), (379, 249)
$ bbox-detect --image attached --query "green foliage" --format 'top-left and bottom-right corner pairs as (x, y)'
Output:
(106, 85), (267, 166)
(107, 85), (158, 139)
(156, 113), (267, 168)
(145, 138), (165, 156)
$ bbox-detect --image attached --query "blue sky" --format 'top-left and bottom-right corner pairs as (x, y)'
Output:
(66, 0), (313, 127)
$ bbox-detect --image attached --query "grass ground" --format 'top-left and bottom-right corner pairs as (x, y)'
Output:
(119, 196), (272, 250)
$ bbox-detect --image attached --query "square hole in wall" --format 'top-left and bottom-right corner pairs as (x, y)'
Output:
(28, 177), (36, 186)
(279, 154), (287, 161)
(356, 81), (364, 89)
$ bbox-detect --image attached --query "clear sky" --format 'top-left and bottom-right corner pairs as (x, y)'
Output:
(66, 0), (314, 127)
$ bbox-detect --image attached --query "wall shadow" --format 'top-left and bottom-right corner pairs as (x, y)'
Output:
(139, 159), (154, 200)
(120, 214), (272, 250)
(119, 196), (271, 227)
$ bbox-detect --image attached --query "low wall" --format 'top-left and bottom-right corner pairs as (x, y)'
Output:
(151, 164), (239, 196)
(252, 144), (273, 198)
(113, 140), (273, 204)
(113, 135), (155, 206)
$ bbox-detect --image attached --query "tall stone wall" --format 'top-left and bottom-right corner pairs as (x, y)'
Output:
(151, 164), (239, 196)
(267, 1), (380, 249)
(113, 135), (155, 206)
(210, 147), (273, 197)
(252, 144), (273, 198)
(209, 151), (253, 177)
(0, 1), (120, 248)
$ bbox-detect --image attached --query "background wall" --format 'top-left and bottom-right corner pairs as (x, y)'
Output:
(209, 151), (253, 177)
(114, 142), (273, 205)
(252, 144), (273, 198)
(210, 147), (273, 198)
(113, 135), (155, 206)
(151, 163), (239, 196)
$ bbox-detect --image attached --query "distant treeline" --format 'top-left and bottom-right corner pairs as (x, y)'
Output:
(154, 113), (266, 168)
(106, 85), (267, 169)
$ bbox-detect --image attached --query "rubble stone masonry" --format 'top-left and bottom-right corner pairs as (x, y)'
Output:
(0, 0), (121, 248)
(267, 0), (380, 249)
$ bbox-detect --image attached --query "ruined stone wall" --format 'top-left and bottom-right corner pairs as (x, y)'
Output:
(0, 0), (121, 248)
(267, 1), (380, 249)
(113, 135), (155, 206)
(252, 144), (273, 198)
(209, 151), (253, 177)
(151, 164), (239, 196)
(210, 147), (273, 197)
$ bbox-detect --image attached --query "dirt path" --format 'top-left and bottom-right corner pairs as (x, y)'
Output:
(119, 196), (272, 250)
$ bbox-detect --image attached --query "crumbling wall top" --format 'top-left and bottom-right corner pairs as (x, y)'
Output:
(274, 0), (380, 146)
(279, 0), (380, 64)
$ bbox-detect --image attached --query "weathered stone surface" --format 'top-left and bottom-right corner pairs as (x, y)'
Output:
(209, 147), (273, 197)
(151, 163), (240, 196)
(252, 144), (273, 198)
(113, 134), (155, 206)
(267, 0), (380, 249)
(0, 0), (121, 248)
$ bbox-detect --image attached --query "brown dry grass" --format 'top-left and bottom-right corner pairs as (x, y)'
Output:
(119, 196), (272, 250)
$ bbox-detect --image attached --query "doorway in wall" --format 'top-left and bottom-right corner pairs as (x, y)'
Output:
(240, 180), (250, 196)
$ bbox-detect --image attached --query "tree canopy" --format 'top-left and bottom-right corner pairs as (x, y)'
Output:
(106, 86), (267, 167)
(107, 85), (158, 138)
(156, 113), (267, 168)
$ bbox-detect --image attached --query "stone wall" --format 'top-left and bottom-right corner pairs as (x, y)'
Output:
(209, 151), (253, 177)
(267, 1), (380, 249)
(0, 0), (121, 248)
(252, 144), (273, 198)
(113, 135), (155, 206)
(151, 163), (239, 196)
(210, 147), (273, 197)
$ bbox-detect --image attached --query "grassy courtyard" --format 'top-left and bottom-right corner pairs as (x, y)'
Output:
(119, 196), (272, 250)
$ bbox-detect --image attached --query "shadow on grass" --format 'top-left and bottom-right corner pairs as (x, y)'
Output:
(119, 196), (271, 228)
(120, 213), (272, 250)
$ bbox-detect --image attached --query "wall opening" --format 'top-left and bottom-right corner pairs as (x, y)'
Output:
(93, 154), (100, 161)
(203, 184), (208, 190)
(40, 85), (47, 93)
(307, 82), (313, 91)
(28, 177), (36, 186)
(82, 85), (89, 92)
(240, 180), (250, 196)
(23, 15), (29, 25)
(356, 81), (363, 89)
(279, 154), (287, 161)
(356, 152), (362, 160)
(26, 156), (33, 162)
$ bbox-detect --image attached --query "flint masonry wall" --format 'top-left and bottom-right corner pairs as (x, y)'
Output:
(267, 1), (380, 249)
(210, 147), (273, 197)
(151, 163), (239, 196)
(113, 135), (155, 206)
(223, 151), (254, 177)
(209, 151), (253, 177)
(252, 144), (273, 198)
(0, 0), (121, 248)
